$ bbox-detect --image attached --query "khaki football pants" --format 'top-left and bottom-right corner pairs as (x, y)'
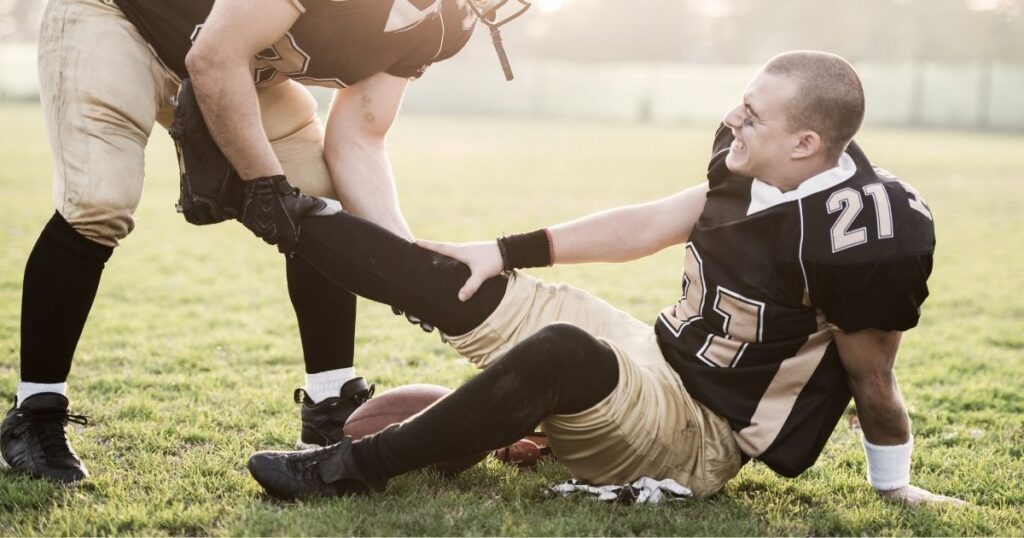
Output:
(445, 273), (744, 499)
(38, 0), (335, 247)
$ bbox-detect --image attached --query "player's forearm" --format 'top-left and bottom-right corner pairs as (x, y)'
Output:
(505, 184), (706, 267)
(186, 58), (283, 180)
(327, 142), (412, 240)
(851, 373), (912, 445)
(548, 203), (670, 264)
(835, 329), (910, 445)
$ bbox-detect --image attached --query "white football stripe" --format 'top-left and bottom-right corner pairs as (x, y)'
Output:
(385, 0), (441, 32)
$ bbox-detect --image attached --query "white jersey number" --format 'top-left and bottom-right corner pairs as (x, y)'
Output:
(828, 179), (934, 253)
(827, 185), (895, 253)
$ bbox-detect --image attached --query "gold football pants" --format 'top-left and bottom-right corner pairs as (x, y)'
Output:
(446, 272), (744, 498)
(38, 0), (335, 246)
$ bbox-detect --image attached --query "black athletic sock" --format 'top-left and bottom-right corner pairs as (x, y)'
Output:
(295, 212), (507, 336)
(287, 255), (356, 374)
(20, 212), (114, 383)
(350, 324), (620, 480)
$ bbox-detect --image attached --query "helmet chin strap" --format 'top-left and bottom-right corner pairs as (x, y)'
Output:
(468, 0), (532, 81)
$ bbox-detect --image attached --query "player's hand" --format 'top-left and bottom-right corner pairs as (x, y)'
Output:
(238, 175), (327, 255)
(879, 484), (967, 507)
(416, 239), (504, 302)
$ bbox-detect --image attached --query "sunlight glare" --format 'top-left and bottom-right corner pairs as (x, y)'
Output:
(535, 0), (570, 13)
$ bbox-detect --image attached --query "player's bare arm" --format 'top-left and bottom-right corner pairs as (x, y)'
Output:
(418, 182), (709, 301)
(547, 182), (709, 264)
(324, 72), (413, 239)
(185, 0), (300, 180)
(835, 329), (966, 507)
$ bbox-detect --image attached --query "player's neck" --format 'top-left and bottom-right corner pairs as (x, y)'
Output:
(762, 158), (836, 193)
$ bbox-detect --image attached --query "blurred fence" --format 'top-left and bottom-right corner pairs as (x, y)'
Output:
(403, 57), (1024, 131)
(2, 43), (1023, 131)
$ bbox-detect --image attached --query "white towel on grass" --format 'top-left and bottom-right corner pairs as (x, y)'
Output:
(550, 477), (692, 504)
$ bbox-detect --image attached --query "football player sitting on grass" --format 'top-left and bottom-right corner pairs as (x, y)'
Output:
(239, 51), (964, 505)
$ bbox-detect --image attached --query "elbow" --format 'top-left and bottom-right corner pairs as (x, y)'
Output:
(185, 45), (233, 82)
(184, 48), (210, 79)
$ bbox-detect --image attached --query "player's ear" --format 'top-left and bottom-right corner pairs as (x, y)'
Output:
(791, 130), (822, 161)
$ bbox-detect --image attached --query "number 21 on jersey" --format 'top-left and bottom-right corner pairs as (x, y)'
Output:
(827, 181), (933, 253)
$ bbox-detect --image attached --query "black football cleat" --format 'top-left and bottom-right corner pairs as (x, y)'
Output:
(295, 377), (375, 450)
(248, 437), (385, 500)
(0, 393), (90, 483)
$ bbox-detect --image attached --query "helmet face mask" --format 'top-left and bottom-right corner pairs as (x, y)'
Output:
(468, 0), (532, 27)
(467, 0), (532, 81)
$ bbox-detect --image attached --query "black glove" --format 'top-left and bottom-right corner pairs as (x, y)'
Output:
(169, 78), (245, 225)
(390, 306), (436, 333)
(239, 175), (327, 255)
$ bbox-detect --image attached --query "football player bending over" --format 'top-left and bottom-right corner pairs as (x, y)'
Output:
(2, 0), (523, 482)
(239, 51), (965, 506)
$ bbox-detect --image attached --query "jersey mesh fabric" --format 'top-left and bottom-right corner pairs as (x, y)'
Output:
(114, 0), (476, 86)
(655, 125), (936, 477)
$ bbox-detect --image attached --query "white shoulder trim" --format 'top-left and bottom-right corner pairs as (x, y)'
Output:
(747, 153), (857, 216)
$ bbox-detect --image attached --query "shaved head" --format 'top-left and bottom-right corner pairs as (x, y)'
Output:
(763, 51), (865, 162)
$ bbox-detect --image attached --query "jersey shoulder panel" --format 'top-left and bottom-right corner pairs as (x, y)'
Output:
(706, 124), (736, 190)
(386, 0), (477, 79)
(801, 146), (936, 265)
(800, 144), (937, 331)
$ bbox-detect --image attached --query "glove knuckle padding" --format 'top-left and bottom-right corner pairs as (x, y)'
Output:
(170, 78), (245, 225)
(239, 175), (327, 255)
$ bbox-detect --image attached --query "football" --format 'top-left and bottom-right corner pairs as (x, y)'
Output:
(343, 383), (488, 475)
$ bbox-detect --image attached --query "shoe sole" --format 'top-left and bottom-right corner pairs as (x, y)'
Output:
(0, 453), (86, 483)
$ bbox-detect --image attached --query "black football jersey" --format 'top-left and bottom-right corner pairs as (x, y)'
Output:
(656, 125), (935, 477)
(115, 0), (477, 87)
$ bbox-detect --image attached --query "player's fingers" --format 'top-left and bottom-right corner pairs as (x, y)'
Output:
(458, 276), (484, 302)
(416, 239), (456, 257)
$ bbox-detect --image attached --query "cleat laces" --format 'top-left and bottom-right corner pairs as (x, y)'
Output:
(11, 410), (89, 461)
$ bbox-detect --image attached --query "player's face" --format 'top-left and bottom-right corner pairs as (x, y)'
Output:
(722, 71), (802, 181)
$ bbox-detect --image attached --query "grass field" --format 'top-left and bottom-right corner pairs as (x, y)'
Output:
(0, 102), (1022, 536)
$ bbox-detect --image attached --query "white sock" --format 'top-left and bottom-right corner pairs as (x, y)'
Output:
(304, 367), (355, 404)
(17, 381), (67, 406)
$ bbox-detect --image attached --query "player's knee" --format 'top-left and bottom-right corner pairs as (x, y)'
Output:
(42, 211), (116, 262)
(274, 121), (335, 199)
(59, 206), (134, 248)
(261, 83), (333, 198)
(259, 81), (320, 141)
(517, 323), (609, 373)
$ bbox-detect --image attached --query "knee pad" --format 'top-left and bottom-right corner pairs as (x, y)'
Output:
(508, 323), (615, 378)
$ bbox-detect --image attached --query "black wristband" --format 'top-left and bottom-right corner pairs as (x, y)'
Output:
(498, 229), (553, 271)
(496, 236), (511, 271)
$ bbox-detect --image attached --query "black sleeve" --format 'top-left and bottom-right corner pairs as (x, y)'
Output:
(807, 254), (933, 332)
(385, 63), (428, 80)
(706, 124), (736, 189)
(711, 123), (733, 160)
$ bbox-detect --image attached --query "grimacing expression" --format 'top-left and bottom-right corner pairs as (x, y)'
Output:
(722, 71), (803, 180)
